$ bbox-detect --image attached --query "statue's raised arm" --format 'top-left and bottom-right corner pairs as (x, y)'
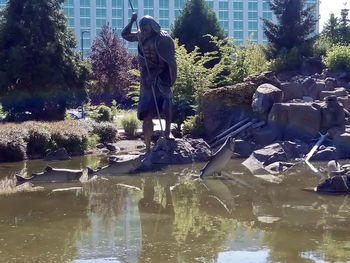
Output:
(121, 12), (139, 42)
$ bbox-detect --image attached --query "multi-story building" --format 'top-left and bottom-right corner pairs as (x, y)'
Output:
(1, 0), (319, 55)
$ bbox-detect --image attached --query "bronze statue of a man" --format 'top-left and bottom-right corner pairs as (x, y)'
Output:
(122, 13), (177, 152)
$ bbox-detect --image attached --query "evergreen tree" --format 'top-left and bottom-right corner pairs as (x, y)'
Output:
(262, 0), (317, 59)
(89, 24), (136, 105)
(171, 0), (225, 65)
(0, 0), (90, 121)
(323, 13), (341, 41)
(340, 8), (350, 44)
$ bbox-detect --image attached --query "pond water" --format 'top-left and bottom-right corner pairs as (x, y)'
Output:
(0, 156), (350, 263)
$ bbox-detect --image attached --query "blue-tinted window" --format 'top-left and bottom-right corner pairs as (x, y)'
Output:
(263, 12), (272, 20)
(159, 20), (169, 28)
(248, 31), (258, 40)
(233, 2), (243, 10)
(219, 1), (228, 9)
(175, 0), (184, 9)
(112, 0), (123, 8)
(64, 8), (74, 17)
(96, 9), (106, 17)
(112, 9), (123, 17)
(159, 10), (169, 18)
(144, 0), (154, 8)
(112, 19), (123, 28)
(248, 12), (258, 20)
(64, 0), (74, 6)
(233, 11), (243, 20)
(219, 11), (228, 20)
(248, 2), (258, 10)
(233, 21), (243, 30)
(96, 19), (106, 27)
(80, 18), (91, 27)
(263, 2), (270, 11)
(233, 31), (243, 39)
(80, 8), (90, 17)
(160, 0), (169, 8)
(80, 0), (90, 7)
(144, 9), (154, 16)
(96, 0), (106, 7)
(68, 18), (74, 27)
(248, 21), (258, 30)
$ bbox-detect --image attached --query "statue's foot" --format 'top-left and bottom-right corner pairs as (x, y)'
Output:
(165, 130), (175, 140)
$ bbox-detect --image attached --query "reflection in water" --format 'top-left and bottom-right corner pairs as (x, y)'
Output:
(2, 158), (350, 262)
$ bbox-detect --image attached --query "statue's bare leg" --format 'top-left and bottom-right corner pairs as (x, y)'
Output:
(163, 99), (173, 139)
(143, 117), (153, 152)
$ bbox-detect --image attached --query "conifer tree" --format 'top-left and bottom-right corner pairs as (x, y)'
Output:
(262, 0), (317, 58)
(171, 0), (225, 62)
(0, 0), (89, 120)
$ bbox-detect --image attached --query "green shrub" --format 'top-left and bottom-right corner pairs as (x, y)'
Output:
(121, 112), (141, 138)
(324, 45), (350, 72)
(85, 134), (100, 149)
(22, 122), (51, 156)
(92, 122), (118, 143)
(268, 47), (301, 72)
(313, 36), (333, 57)
(97, 105), (113, 122)
(182, 114), (205, 137)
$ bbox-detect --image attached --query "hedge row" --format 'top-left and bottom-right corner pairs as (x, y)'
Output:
(0, 120), (118, 162)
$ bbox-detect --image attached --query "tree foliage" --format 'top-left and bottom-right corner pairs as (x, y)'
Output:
(89, 24), (137, 106)
(0, 0), (90, 121)
(262, 0), (317, 66)
(171, 0), (225, 65)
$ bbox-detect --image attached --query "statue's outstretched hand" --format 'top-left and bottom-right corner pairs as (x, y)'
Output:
(131, 12), (138, 22)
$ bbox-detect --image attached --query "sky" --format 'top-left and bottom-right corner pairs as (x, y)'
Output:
(319, 0), (349, 31)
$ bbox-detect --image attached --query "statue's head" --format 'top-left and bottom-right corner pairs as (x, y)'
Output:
(139, 15), (161, 39)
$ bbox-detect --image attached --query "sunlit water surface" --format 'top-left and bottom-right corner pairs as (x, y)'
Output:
(0, 155), (349, 263)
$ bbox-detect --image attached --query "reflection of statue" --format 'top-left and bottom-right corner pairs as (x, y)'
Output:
(138, 177), (175, 262)
(122, 14), (177, 151)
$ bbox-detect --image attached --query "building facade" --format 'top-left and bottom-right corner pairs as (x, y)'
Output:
(0, 0), (319, 55)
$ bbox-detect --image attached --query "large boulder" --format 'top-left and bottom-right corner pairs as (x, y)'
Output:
(320, 95), (346, 133)
(279, 82), (304, 101)
(142, 138), (212, 168)
(242, 143), (290, 175)
(268, 102), (322, 140)
(252, 84), (283, 114)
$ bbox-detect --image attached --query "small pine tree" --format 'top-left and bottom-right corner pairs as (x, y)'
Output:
(0, 0), (90, 121)
(262, 0), (317, 61)
(339, 8), (350, 44)
(89, 24), (137, 105)
(171, 0), (225, 67)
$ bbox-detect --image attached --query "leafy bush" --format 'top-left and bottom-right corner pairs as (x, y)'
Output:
(209, 36), (268, 86)
(97, 105), (113, 122)
(313, 36), (333, 57)
(324, 45), (350, 72)
(121, 112), (141, 138)
(182, 114), (205, 137)
(85, 134), (100, 149)
(22, 122), (51, 156)
(92, 122), (118, 143)
(268, 47), (301, 72)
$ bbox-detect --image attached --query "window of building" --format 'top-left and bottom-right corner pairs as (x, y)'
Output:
(96, 0), (106, 7)
(64, 0), (74, 6)
(219, 1), (228, 10)
(159, 10), (169, 18)
(233, 31), (243, 39)
(80, 18), (91, 27)
(160, 0), (169, 8)
(248, 31), (258, 40)
(80, 0), (90, 7)
(96, 19), (106, 27)
(262, 12), (272, 20)
(263, 1), (270, 11)
(233, 11), (243, 20)
(112, 0), (123, 8)
(248, 12), (258, 20)
(248, 21), (258, 30)
(144, 0), (153, 8)
(112, 9), (122, 17)
(112, 19), (123, 28)
(248, 2), (258, 10)
(96, 9), (106, 18)
(233, 2), (243, 10)
(80, 8), (90, 17)
(233, 21), (243, 30)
